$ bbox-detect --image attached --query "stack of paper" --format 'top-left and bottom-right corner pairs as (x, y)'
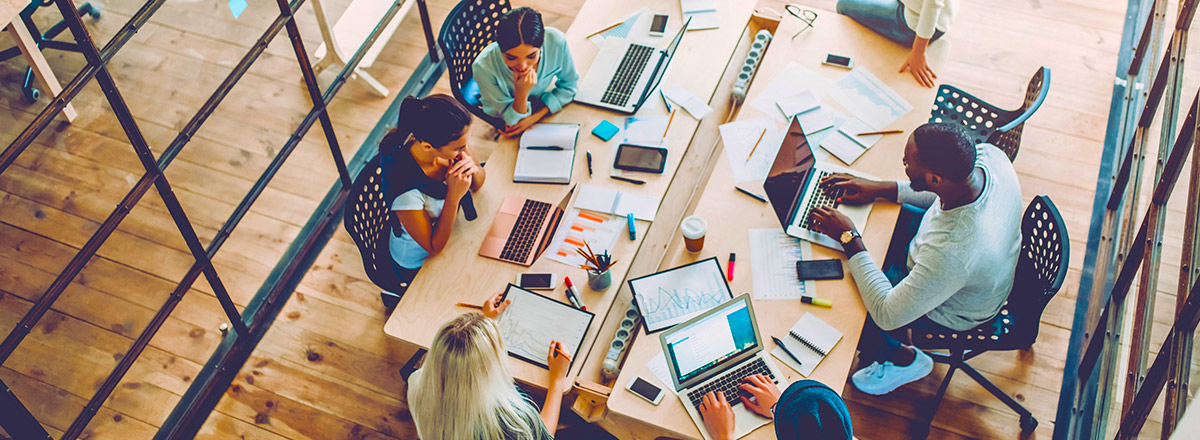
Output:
(819, 118), (883, 165)
(681, 0), (720, 30)
(514, 123), (579, 184)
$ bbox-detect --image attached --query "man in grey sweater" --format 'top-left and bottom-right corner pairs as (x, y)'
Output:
(808, 123), (1022, 396)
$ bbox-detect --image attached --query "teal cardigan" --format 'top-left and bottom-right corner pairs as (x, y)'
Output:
(472, 27), (579, 126)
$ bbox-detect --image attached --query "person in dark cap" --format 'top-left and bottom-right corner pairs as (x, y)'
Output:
(699, 375), (853, 440)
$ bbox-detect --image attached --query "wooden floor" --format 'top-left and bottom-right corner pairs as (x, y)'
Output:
(0, 0), (1196, 438)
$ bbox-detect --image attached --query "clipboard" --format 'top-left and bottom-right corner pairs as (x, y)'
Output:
(497, 284), (595, 369)
(627, 257), (734, 334)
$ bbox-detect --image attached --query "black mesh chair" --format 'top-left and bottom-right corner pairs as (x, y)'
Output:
(343, 155), (410, 309)
(928, 67), (1050, 162)
(439, 0), (510, 130)
(909, 195), (1068, 437)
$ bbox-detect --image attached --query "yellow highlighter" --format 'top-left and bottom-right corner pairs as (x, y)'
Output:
(801, 296), (833, 308)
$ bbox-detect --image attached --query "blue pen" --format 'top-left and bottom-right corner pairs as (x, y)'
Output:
(626, 213), (636, 240)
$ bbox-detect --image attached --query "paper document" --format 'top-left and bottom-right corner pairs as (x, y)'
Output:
(719, 117), (783, 183)
(574, 184), (661, 221)
(819, 118), (883, 165)
(829, 67), (913, 130)
(623, 115), (669, 146)
(681, 0), (720, 30)
(749, 229), (816, 300)
(514, 123), (578, 184)
(776, 91), (835, 134)
(498, 285), (594, 369)
(588, 8), (678, 47)
(771, 313), (843, 377)
(588, 9), (644, 47)
(646, 352), (675, 390)
(629, 258), (733, 332)
(750, 62), (836, 122)
(546, 209), (625, 268)
(663, 85), (713, 120)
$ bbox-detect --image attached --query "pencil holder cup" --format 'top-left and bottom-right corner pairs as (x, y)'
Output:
(587, 269), (612, 291)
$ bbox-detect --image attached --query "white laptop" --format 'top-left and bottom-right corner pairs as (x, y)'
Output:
(576, 18), (690, 113)
(659, 294), (789, 440)
(764, 117), (876, 250)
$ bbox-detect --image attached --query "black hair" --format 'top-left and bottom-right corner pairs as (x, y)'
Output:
(381, 94), (472, 151)
(496, 7), (544, 52)
(912, 122), (977, 182)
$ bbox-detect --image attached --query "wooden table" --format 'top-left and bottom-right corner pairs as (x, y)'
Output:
(3, 0), (77, 122)
(382, 0), (758, 390)
(603, 7), (949, 439)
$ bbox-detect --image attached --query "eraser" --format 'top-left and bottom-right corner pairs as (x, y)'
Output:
(592, 120), (620, 141)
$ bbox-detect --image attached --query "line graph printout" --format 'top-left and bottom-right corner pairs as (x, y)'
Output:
(829, 67), (913, 130)
(749, 229), (815, 300)
(629, 257), (734, 333)
(497, 284), (594, 369)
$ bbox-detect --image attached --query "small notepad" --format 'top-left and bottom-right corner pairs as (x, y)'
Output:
(771, 313), (843, 377)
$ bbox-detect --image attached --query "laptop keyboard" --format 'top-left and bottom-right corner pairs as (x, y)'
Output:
(601, 44), (655, 106)
(499, 200), (552, 262)
(687, 358), (776, 411)
(797, 170), (844, 230)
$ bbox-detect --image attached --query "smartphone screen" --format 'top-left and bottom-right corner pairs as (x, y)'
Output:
(650, 15), (668, 33)
(825, 54), (851, 67)
(629, 377), (662, 402)
(519, 273), (553, 289)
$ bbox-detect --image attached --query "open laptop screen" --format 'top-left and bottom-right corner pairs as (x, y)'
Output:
(763, 118), (816, 229)
(663, 296), (759, 386)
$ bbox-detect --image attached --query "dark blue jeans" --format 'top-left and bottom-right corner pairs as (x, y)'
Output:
(857, 204), (955, 365)
(836, 0), (945, 46)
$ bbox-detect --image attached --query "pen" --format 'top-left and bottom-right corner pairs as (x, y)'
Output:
(586, 150), (594, 176)
(727, 253), (736, 281)
(563, 277), (587, 311)
(772, 336), (804, 367)
(526, 146), (564, 150)
(627, 213), (636, 240)
(611, 175), (646, 185)
(456, 302), (482, 310)
(660, 89), (673, 112)
(662, 109), (676, 140)
(735, 186), (767, 203)
(746, 128), (767, 161)
(857, 129), (903, 136)
(800, 296), (833, 308)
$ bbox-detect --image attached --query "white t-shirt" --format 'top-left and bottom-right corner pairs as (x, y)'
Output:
(390, 189), (444, 269)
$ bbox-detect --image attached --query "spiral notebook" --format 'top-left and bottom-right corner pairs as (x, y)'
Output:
(771, 312), (842, 377)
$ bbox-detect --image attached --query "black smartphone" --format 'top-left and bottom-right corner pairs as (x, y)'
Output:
(796, 259), (844, 281)
(614, 143), (668, 173)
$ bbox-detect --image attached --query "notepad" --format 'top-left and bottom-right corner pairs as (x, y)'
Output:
(573, 184), (661, 221)
(681, 0), (720, 30)
(514, 123), (580, 184)
(771, 313), (843, 377)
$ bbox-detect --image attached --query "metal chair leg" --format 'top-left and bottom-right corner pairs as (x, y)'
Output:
(400, 348), (426, 382)
(914, 350), (961, 439)
(958, 362), (1038, 432)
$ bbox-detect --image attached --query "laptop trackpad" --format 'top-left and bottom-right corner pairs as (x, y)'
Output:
(732, 402), (771, 437)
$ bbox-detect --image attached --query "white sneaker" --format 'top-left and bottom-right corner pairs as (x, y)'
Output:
(851, 348), (934, 395)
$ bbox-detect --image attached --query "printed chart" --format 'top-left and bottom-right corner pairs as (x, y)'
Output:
(546, 209), (624, 268)
(497, 285), (593, 369)
(629, 258), (733, 332)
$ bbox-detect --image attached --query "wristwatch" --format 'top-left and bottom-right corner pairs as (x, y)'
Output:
(840, 229), (861, 245)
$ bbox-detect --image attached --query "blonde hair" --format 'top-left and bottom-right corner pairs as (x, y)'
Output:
(409, 313), (543, 440)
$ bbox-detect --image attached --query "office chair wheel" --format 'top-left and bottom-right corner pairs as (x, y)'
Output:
(1020, 415), (1038, 432)
(23, 87), (40, 104)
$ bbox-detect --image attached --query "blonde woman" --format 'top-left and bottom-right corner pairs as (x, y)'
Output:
(407, 291), (571, 439)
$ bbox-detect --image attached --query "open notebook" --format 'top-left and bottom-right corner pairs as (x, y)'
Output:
(771, 312), (843, 377)
(514, 123), (579, 184)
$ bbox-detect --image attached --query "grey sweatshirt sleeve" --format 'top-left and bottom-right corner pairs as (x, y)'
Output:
(846, 249), (969, 331)
(895, 181), (938, 209)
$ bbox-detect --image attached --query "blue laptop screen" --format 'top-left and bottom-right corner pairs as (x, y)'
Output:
(663, 299), (758, 385)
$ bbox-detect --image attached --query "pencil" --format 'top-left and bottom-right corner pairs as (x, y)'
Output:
(586, 21), (623, 39)
(746, 128), (767, 161)
(456, 302), (482, 310)
(856, 129), (903, 136)
(662, 109), (677, 140)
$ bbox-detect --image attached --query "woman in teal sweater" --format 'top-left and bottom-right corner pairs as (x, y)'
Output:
(473, 7), (579, 137)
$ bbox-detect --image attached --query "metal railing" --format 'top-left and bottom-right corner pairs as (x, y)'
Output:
(1056, 0), (1200, 438)
(0, 0), (442, 438)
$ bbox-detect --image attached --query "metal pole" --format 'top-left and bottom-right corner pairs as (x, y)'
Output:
(1163, 81), (1200, 438)
(417, 0), (440, 63)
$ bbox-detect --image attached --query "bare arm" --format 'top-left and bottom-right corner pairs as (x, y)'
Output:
(393, 201), (461, 256)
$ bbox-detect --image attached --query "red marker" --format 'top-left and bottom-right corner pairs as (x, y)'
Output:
(563, 277), (587, 311)
(727, 253), (736, 281)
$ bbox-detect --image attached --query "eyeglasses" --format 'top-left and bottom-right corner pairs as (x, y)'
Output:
(785, 5), (818, 41)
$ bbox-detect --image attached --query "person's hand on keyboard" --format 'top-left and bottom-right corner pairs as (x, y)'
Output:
(808, 206), (857, 242)
(820, 173), (892, 206)
(699, 391), (736, 440)
(738, 374), (782, 419)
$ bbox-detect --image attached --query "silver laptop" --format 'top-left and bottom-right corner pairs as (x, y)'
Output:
(764, 117), (876, 250)
(576, 18), (690, 113)
(659, 294), (789, 440)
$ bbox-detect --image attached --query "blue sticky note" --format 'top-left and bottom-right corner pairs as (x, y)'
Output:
(228, 0), (248, 19)
(591, 120), (619, 141)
